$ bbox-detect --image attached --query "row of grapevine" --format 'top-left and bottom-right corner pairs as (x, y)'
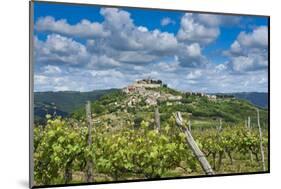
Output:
(34, 115), (200, 184)
(33, 106), (268, 185)
(195, 125), (268, 171)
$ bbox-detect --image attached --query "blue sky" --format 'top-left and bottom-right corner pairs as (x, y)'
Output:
(33, 2), (269, 93)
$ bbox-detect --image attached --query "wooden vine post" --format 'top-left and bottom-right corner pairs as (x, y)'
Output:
(188, 120), (192, 133)
(218, 118), (222, 132)
(174, 112), (215, 175)
(64, 160), (73, 184)
(86, 101), (93, 182)
(256, 108), (266, 171)
(154, 107), (160, 132)
(247, 116), (253, 162)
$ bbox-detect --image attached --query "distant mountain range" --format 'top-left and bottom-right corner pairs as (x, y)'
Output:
(213, 92), (268, 108)
(34, 89), (268, 123)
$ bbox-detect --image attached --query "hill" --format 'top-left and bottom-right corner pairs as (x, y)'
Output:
(210, 92), (268, 108)
(71, 82), (268, 129)
(34, 89), (119, 123)
(231, 92), (268, 108)
(34, 80), (268, 128)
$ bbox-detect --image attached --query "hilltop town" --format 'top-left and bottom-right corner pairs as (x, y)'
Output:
(121, 78), (220, 108)
(122, 79), (181, 107)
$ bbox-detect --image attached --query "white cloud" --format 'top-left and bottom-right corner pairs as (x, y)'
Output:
(100, 8), (179, 53)
(91, 69), (124, 78)
(157, 59), (180, 72)
(161, 17), (175, 26)
(179, 66), (267, 93)
(229, 41), (242, 55)
(35, 34), (89, 65)
(224, 26), (268, 72)
(34, 75), (48, 85)
(87, 8), (204, 67)
(34, 57), (268, 93)
(177, 13), (220, 44)
(117, 51), (158, 64)
(228, 53), (268, 72)
(35, 8), (208, 68)
(195, 14), (241, 27)
(225, 26), (268, 57)
(43, 65), (62, 75)
(89, 55), (121, 68)
(100, 8), (134, 30)
(35, 69), (93, 92)
(34, 8), (268, 93)
(177, 42), (206, 67)
(196, 14), (221, 27)
(35, 16), (110, 38)
(137, 26), (148, 32)
(230, 56), (256, 72)
(236, 26), (268, 48)
(185, 43), (201, 57)
(215, 64), (227, 72)
(186, 70), (202, 79)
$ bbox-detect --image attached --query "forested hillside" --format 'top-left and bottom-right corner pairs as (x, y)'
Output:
(34, 89), (119, 123)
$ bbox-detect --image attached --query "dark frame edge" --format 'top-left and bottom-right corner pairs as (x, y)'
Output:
(29, 1), (35, 188)
(267, 17), (270, 173)
(33, 0), (270, 18)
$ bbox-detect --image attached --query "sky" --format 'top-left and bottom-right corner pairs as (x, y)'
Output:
(33, 2), (269, 93)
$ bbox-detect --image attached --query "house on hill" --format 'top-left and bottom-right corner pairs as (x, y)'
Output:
(145, 96), (157, 106)
(133, 79), (162, 89)
(122, 79), (164, 94)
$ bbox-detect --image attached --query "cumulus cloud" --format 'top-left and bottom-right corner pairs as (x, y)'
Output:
(116, 51), (158, 64)
(91, 69), (124, 79)
(35, 66), (132, 92)
(185, 43), (201, 57)
(224, 26), (268, 72)
(34, 9), (209, 91)
(156, 57), (180, 72)
(35, 8), (208, 69)
(35, 16), (110, 38)
(161, 17), (175, 26)
(100, 8), (134, 30)
(195, 14), (241, 27)
(177, 13), (241, 45)
(88, 55), (121, 69)
(177, 43), (207, 68)
(172, 65), (267, 93)
(34, 56), (267, 93)
(186, 70), (202, 79)
(228, 41), (242, 56)
(33, 8), (268, 93)
(177, 13), (220, 44)
(35, 67), (93, 91)
(99, 8), (179, 53)
(42, 65), (62, 75)
(34, 34), (90, 66)
(228, 54), (267, 72)
(85, 8), (205, 67)
(236, 26), (268, 48)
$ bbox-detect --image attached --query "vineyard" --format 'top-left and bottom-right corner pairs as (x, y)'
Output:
(33, 99), (268, 185)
